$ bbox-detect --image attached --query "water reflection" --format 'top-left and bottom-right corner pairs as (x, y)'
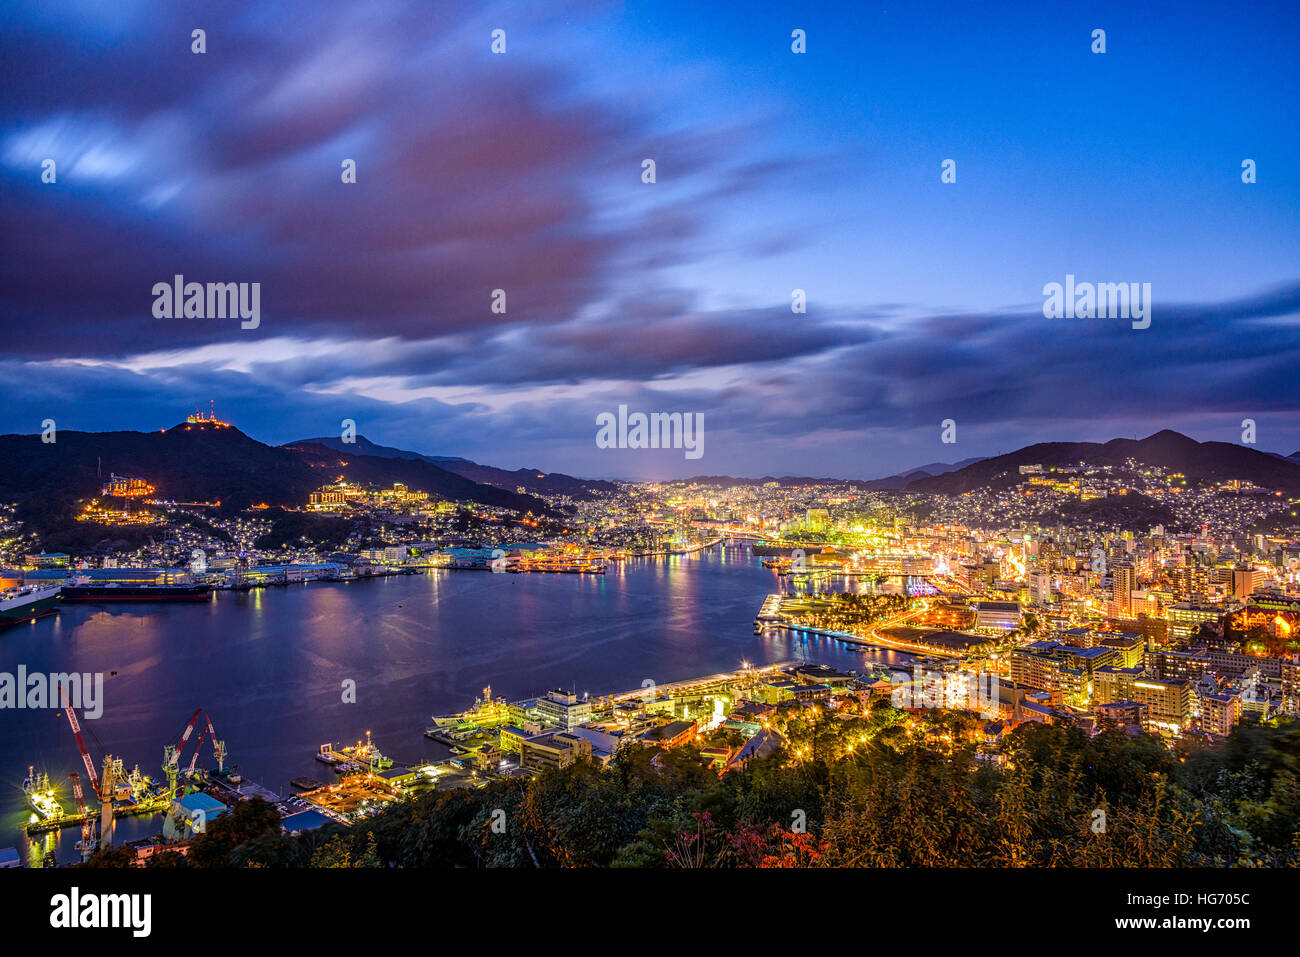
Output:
(2, 543), (879, 862)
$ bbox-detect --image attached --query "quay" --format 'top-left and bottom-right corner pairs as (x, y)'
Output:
(24, 796), (170, 836)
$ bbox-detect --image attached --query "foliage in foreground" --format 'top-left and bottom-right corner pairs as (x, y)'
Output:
(84, 712), (1300, 868)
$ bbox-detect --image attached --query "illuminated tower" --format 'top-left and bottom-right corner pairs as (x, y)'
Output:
(1112, 564), (1136, 614)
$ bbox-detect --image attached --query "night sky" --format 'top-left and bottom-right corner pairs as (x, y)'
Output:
(2, 1), (1298, 479)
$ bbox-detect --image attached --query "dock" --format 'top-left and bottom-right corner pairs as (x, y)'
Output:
(24, 796), (170, 835)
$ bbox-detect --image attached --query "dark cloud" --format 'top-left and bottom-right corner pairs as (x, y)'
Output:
(0, 0), (776, 354)
(2, 1), (1298, 478)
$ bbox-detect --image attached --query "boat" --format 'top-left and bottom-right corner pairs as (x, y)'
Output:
(60, 579), (212, 602)
(22, 767), (64, 820)
(339, 731), (394, 769)
(315, 744), (341, 765)
(0, 584), (61, 626)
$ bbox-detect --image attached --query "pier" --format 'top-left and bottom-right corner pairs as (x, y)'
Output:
(24, 796), (170, 836)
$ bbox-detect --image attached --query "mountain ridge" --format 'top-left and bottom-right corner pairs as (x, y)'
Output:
(905, 430), (1300, 494)
(289, 435), (617, 498)
(0, 422), (552, 549)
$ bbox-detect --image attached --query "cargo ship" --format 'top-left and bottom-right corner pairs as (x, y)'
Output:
(60, 580), (213, 602)
(0, 583), (61, 625)
(339, 731), (394, 770)
(22, 768), (64, 820)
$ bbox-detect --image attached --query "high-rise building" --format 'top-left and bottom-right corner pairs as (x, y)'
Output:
(1196, 691), (1242, 737)
(1282, 662), (1300, 717)
(1231, 567), (1260, 600)
(1112, 563), (1136, 615)
(1172, 564), (1210, 602)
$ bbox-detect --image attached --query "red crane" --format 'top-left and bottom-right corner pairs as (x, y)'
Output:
(69, 772), (96, 860)
(165, 708), (225, 794)
(60, 687), (100, 800)
(174, 708), (204, 757)
(186, 712), (218, 775)
(69, 772), (85, 813)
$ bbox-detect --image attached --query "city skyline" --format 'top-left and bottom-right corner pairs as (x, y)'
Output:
(2, 1), (1298, 479)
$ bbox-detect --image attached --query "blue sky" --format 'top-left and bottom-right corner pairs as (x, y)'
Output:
(1, 0), (1297, 479)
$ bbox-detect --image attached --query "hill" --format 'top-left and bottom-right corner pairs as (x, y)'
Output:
(0, 421), (550, 548)
(861, 456), (987, 490)
(905, 431), (1300, 494)
(290, 435), (617, 498)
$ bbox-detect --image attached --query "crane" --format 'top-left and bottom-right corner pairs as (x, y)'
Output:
(164, 708), (227, 797)
(60, 686), (100, 800)
(186, 711), (227, 774)
(164, 708), (203, 798)
(69, 772), (96, 862)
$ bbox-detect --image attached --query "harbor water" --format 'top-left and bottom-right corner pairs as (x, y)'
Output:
(0, 543), (918, 863)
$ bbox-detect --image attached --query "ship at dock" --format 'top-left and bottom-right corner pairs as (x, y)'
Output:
(0, 583), (61, 625)
(317, 732), (394, 774)
(22, 767), (64, 820)
(60, 578), (213, 602)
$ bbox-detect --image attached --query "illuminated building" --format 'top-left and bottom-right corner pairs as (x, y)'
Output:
(308, 480), (429, 511)
(1011, 641), (1116, 707)
(101, 474), (155, 498)
(638, 719), (698, 748)
(1093, 667), (1191, 733)
(378, 482), (429, 507)
(534, 689), (592, 731)
(1167, 602), (1222, 640)
(1011, 644), (1066, 695)
(1228, 567), (1261, 600)
(309, 488), (348, 509)
(1172, 565), (1210, 602)
(1096, 700), (1147, 730)
(1112, 563), (1136, 614)
(519, 732), (592, 771)
(974, 600), (1021, 632)
(1098, 633), (1144, 669)
(499, 726), (536, 753)
(185, 401), (231, 428)
(1282, 662), (1300, 716)
(1111, 615), (1169, 646)
(1228, 596), (1300, 645)
(1195, 690), (1242, 736)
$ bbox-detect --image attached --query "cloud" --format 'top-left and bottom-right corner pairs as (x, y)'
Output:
(5, 279), (1299, 478)
(0, 0), (793, 356)
(2, 0), (1298, 478)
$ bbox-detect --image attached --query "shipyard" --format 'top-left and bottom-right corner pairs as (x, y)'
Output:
(5, 660), (895, 867)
